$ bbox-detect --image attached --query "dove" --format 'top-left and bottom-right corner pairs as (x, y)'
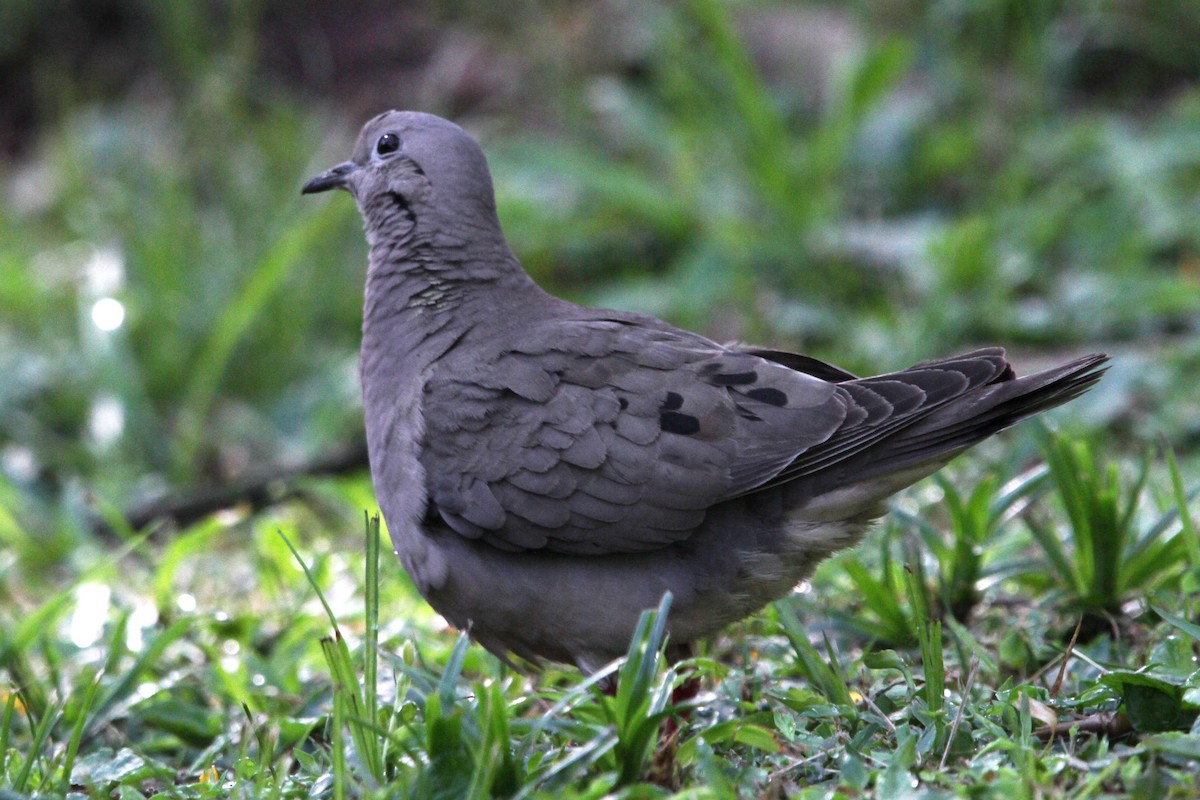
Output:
(303, 111), (1107, 673)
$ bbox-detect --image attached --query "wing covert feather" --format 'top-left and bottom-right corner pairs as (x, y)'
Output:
(419, 321), (1012, 555)
(420, 319), (848, 554)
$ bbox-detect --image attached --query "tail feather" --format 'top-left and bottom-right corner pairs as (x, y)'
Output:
(874, 353), (1108, 469)
(786, 351), (1109, 504)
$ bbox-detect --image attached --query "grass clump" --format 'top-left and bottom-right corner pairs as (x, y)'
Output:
(0, 439), (1198, 796)
(2, 1), (1200, 797)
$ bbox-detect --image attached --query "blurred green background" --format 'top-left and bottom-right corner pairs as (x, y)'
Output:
(1, 0), (1198, 550)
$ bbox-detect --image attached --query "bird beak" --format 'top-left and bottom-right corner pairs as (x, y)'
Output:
(302, 162), (359, 194)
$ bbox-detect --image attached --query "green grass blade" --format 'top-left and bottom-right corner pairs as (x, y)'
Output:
(279, 530), (338, 631)
(1166, 445), (1200, 567)
(321, 631), (383, 784)
(329, 657), (348, 800)
(778, 602), (852, 707)
(1151, 604), (1200, 642)
(0, 690), (16, 776)
(299, 517), (388, 785)
(682, 0), (795, 213)
(467, 679), (519, 799)
(87, 617), (193, 737)
(990, 464), (1051, 526)
(1023, 516), (1080, 595)
(892, 504), (948, 564)
(363, 513), (381, 767)
(842, 556), (914, 644)
(438, 633), (471, 711)
(914, 618), (944, 719)
(611, 592), (672, 786)
(174, 201), (351, 475)
(60, 668), (103, 794)
(13, 695), (61, 793)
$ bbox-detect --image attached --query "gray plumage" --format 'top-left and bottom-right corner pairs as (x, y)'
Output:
(304, 111), (1108, 672)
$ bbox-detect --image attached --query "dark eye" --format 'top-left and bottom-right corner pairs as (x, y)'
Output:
(375, 132), (401, 157)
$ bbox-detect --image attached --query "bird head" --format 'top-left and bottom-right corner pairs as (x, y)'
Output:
(303, 110), (502, 239)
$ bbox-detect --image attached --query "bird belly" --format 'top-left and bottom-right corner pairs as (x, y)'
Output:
(400, 498), (874, 673)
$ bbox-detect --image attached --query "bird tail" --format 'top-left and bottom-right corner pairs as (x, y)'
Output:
(868, 351), (1109, 473)
(787, 350), (1109, 512)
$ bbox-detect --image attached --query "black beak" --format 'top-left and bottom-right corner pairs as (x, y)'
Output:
(302, 162), (358, 194)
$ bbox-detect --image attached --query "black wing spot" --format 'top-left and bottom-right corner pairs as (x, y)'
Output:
(660, 411), (701, 435)
(709, 370), (757, 386)
(746, 387), (788, 406)
(618, 396), (629, 411)
(662, 391), (684, 411)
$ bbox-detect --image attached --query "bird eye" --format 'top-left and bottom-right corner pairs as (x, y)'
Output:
(375, 132), (401, 157)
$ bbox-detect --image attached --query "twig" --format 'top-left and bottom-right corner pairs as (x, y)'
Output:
(1051, 617), (1084, 699)
(1034, 712), (1133, 741)
(939, 657), (978, 770)
(90, 440), (369, 542)
(860, 690), (897, 734)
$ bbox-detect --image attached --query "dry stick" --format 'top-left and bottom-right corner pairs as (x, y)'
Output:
(1032, 616), (1136, 742)
(1051, 617), (1084, 699)
(939, 657), (979, 770)
(90, 440), (369, 541)
(1034, 711), (1134, 742)
(1025, 615), (1087, 688)
(860, 691), (897, 735)
(1026, 653), (1063, 686)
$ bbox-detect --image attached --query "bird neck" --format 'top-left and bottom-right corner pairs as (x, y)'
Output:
(359, 220), (541, 381)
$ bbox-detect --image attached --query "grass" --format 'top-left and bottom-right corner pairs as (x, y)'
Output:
(2, 0), (1200, 796)
(1, 436), (1197, 797)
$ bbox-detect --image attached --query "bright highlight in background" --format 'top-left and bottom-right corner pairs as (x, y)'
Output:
(69, 582), (112, 648)
(91, 297), (126, 331)
(89, 394), (125, 446)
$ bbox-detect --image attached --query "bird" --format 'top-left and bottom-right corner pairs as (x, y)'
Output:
(303, 110), (1107, 674)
